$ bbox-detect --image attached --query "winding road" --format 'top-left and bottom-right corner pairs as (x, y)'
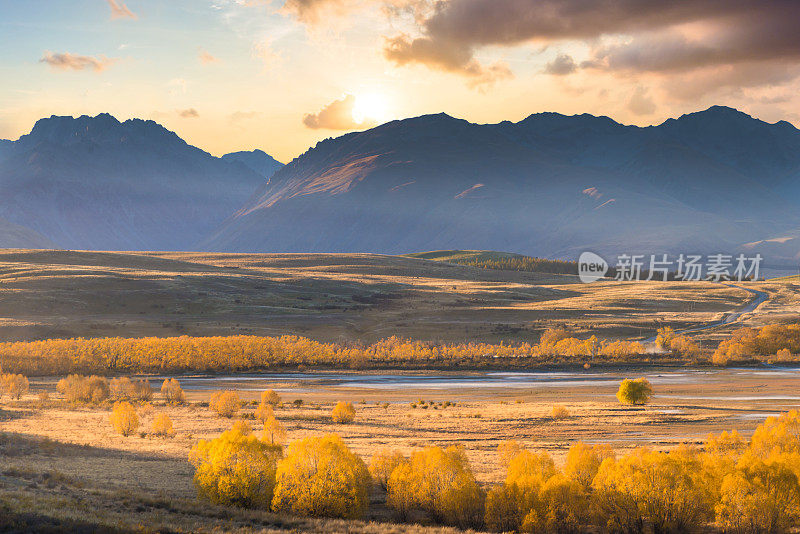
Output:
(643, 284), (769, 343)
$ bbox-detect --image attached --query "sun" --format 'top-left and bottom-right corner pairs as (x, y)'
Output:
(351, 93), (389, 125)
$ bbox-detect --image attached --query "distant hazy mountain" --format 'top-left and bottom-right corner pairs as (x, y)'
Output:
(204, 106), (800, 268)
(221, 149), (283, 179)
(0, 114), (279, 250)
(0, 215), (55, 249)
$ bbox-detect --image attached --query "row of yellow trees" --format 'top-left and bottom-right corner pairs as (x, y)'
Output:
(714, 324), (800, 364)
(1, 323), (795, 375)
(191, 411), (800, 533)
(0, 332), (647, 376)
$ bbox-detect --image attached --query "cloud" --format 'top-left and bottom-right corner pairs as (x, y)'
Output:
(178, 108), (199, 118)
(302, 95), (377, 130)
(382, 0), (800, 92)
(230, 111), (260, 123)
(253, 39), (280, 68)
(544, 54), (577, 75)
(168, 78), (187, 96)
(281, 0), (362, 25)
(383, 34), (512, 87)
(106, 0), (137, 20)
(40, 51), (116, 72)
(199, 50), (219, 65)
(627, 86), (656, 115)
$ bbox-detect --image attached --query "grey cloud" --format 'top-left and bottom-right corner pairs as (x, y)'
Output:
(40, 51), (116, 72)
(544, 54), (576, 75)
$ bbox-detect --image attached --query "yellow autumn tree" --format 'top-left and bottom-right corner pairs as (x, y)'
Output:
(110, 401), (139, 436)
(592, 447), (714, 534)
(331, 401), (355, 423)
(261, 389), (280, 406)
(57, 375), (110, 404)
(262, 410), (286, 446)
(616, 378), (653, 405)
(564, 442), (615, 489)
(387, 445), (484, 528)
(369, 448), (407, 490)
(161, 378), (186, 405)
(210, 390), (240, 418)
(189, 421), (282, 508)
(255, 401), (274, 424)
(485, 447), (559, 532)
(271, 434), (370, 519)
(1, 373), (29, 400)
(151, 413), (175, 437)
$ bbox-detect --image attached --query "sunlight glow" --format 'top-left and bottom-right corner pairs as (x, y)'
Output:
(352, 93), (390, 124)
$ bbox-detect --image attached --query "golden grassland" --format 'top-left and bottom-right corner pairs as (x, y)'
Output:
(1, 369), (799, 532)
(0, 249), (796, 346)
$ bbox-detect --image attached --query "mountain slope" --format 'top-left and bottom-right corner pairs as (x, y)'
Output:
(0, 216), (55, 249)
(204, 106), (800, 267)
(0, 114), (276, 250)
(221, 149), (283, 179)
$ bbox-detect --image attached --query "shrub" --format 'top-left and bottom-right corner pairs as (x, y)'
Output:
(497, 440), (524, 467)
(151, 413), (175, 437)
(369, 448), (407, 490)
(551, 405), (570, 419)
(485, 483), (524, 532)
(272, 434), (370, 519)
(210, 390), (240, 418)
(655, 327), (676, 351)
(110, 401), (139, 436)
(190, 421), (282, 508)
(57, 375), (109, 404)
(485, 447), (563, 532)
(387, 445), (484, 528)
(255, 401), (274, 424)
(592, 447), (714, 534)
(522, 474), (586, 534)
(716, 454), (800, 533)
(161, 378), (185, 405)
(261, 408), (286, 446)
(1, 373), (29, 399)
(564, 442), (614, 488)
(261, 389), (280, 406)
(616, 378), (653, 405)
(775, 348), (793, 362)
(331, 401), (355, 423)
(110, 377), (153, 402)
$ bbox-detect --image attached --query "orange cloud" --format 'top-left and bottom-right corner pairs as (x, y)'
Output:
(106, 0), (137, 20)
(198, 50), (218, 65)
(302, 95), (377, 130)
(40, 51), (116, 72)
(178, 108), (199, 118)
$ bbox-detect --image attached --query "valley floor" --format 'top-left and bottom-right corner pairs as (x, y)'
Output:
(1, 368), (798, 532)
(0, 249), (796, 347)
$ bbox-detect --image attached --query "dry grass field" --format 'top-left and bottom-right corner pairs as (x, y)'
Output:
(2, 368), (800, 532)
(2, 249), (800, 532)
(0, 249), (795, 345)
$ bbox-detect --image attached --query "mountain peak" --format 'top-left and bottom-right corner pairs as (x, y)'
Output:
(221, 149), (284, 178)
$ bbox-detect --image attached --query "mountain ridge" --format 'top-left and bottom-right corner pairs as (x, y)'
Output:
(0, 113), (283, 250)
(204, 106), (800, 268)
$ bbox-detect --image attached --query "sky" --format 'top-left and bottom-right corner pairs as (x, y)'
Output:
(1, 0), (799, 162)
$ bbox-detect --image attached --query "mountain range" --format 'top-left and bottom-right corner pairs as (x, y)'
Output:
(1, 107), (799, 269)
(0, 114), (281, 251)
